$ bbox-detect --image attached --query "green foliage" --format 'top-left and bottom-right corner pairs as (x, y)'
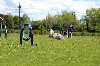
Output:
(1, 8), (100, 33)
(73, 32), (82, 36)
(82, 8), (100, 32)
(0, 13), (31, 30)
(73, 32), (100, 36)
(31, 20), (46, 35)
(0, 33), (100, 66)
(4, 14), (14, 30)
(24, 30), (29, 34)
(33, 30), (39, 34)
(45, 13), (54, 28)
(15, 30), (20, 33)
(9, 29), (15, 33)
(13, 16), (19, 25)
(43, 10), (79, 32)
(13, 25), (19, 30)
(21, 14), (31, 25)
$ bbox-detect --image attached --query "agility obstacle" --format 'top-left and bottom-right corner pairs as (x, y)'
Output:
(0, 17), (8, 38)
(0, 17), (3, 38)
(20, 23), (33, 45)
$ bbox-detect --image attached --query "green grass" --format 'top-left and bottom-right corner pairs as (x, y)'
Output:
(0, 33), (100, 66)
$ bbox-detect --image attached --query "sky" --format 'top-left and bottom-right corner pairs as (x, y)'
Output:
(0, 0), (100, 21)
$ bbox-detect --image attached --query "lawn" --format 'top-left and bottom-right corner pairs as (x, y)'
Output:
(0, 33), (100, 66)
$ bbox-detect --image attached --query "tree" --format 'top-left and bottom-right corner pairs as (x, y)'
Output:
(45, 13), (54, 29)
(84, 8), (100, 32)
(21, 14), (30, 25)
(13, 15), (19, 29)
(4, 14), (14, 30)
(53, 10), (78, 31)
(13, 16), (19, 25)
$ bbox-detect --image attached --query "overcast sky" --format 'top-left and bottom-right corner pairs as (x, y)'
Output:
(0, 0), (100, 21)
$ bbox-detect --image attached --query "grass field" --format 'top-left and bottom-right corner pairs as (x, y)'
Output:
(0, 33), (100, 66)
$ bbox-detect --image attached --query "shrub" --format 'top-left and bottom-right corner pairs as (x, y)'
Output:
(81, 31), (87, 36)
(33, 30), (38, 34)
(15, 30), (20, 33)
(73, 32), (100, 36)
(73, 32), (81, 36)
(9, 29), (15, 33)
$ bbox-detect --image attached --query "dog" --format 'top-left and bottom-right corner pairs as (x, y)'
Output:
(47, 29), (65, 40)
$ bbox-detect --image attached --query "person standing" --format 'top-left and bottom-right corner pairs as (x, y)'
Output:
(67, 24), (74, 38)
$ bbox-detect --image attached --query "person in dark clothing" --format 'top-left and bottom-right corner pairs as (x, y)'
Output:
(67, 24), (74, 38)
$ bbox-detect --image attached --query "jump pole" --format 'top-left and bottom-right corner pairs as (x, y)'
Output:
(0, 22), (2, 38)
(0, 17), (3, 38)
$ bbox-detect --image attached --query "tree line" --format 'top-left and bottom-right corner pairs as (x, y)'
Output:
(0, 13), (30, 30)
(0, 8), (100, 34)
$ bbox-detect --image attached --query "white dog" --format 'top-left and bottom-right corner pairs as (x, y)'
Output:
(47, 29), (64, 40)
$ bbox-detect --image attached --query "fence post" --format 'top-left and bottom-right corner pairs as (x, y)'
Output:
(0, 23), (2, 38)
(20, 33), (22, 45)
(31, 33), (33, 45)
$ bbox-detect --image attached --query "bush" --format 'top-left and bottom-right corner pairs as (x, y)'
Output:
(9, 29), (15, 33)
(73, 32), (81, 36)
(81, 31), (87, 36)
(73, 32), (100, 36)
(91, 33), (100, 36)
(54, 30), (60, 33)
(15, 30), (20, 33)
(33, 30), (38, 34)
